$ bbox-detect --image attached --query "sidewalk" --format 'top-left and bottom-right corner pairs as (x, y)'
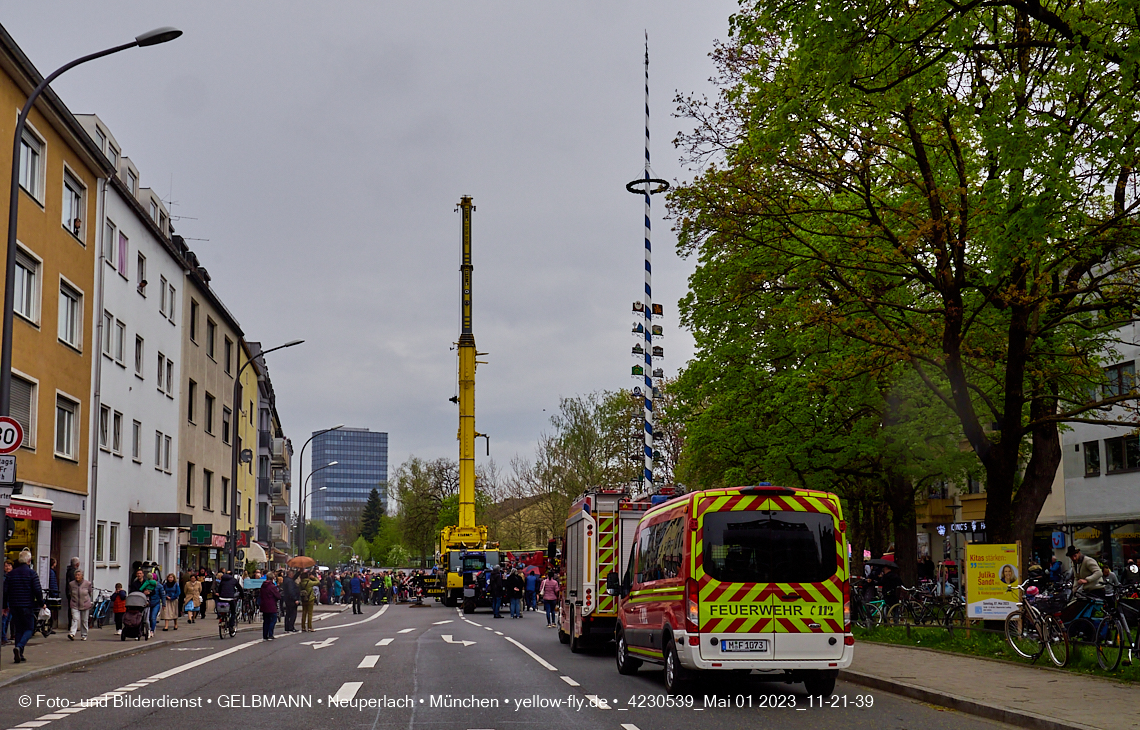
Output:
(841, 640), (1139, 730)
(0, 603), (349, 689)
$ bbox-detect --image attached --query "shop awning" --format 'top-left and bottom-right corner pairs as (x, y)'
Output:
(128, 512), (193, 528)
(6, 496), (52, 522)
(241, 541), (268, 563)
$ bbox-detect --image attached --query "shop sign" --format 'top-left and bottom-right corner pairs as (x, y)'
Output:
(1074, 527), (1102, 539)
(189, 523), (212, 545)
(211, 534), (227, 548)
(5, 500), (51, 521)
(209, 549), (218, 560)
(1111, 524), (1140, 540)
(951, 521), (986, 533)
(1052, 531), (1066, 549)
(965, 543), (1020, 619)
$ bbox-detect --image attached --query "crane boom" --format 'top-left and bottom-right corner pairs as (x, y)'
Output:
(457, 195), (476, 529)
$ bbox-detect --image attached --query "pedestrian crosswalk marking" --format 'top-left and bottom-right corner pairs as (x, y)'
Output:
(376, 638), (394, 646)
(358, 655), (380, 668)
(332, 682), (363, 703)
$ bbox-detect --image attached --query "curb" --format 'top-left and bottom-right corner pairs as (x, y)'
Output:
(838, 669), (1103, 730)
(0, 623), (260, 690)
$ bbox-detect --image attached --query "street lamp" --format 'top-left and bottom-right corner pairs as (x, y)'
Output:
(228, 339), (304, 570)
(0, 26), (180, 671)
(300, 462), (337, 555)
(1, 27), (182, 415)
(292, 424), (344, 553)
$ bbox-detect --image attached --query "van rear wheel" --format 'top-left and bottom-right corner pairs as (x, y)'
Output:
(663, 641), (692, 694)
(616, 629), (641, 675)
(802, 670), (837, 697)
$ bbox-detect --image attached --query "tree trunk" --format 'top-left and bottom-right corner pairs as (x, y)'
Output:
(868, 499), (889, 559)
(886, 473), (918, 586)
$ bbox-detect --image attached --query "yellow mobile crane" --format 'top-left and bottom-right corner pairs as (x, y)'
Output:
(424, 196), (500, 612)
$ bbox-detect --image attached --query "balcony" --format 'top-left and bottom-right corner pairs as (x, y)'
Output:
(256, 524), (270, 543)
(272, 503), (290, 520)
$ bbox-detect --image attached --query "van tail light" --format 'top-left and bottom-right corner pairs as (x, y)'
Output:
(685, 578), (699, 632)
(843, 578), (851, 633)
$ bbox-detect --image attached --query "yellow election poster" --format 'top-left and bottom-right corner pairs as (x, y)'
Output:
(966, 543), (1020, 619)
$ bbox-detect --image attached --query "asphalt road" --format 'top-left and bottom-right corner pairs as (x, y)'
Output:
(0, 601), (1015, 730)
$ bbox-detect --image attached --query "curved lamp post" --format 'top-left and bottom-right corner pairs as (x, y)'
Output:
(293, 424), (344, 553)
(299, 462), (337, 555)
(228, 339), (303, 570)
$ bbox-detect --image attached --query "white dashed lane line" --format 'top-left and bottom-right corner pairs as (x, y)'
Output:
(622, 725), (641, 730)
(332, 682), (363, 703)
(432, 620), (453, 625)
(503, 636), (557, 671)
(358, 655), (380, 668)
(397, 627), (417, 634)
(584, 695), (611, 710)
(375, 638), (394, 646)
(560, 676), (580, 687)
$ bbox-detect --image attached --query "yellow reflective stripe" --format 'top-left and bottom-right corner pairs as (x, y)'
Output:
(629, 646), (663, 658)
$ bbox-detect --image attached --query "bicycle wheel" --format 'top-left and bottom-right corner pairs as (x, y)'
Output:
(219, 619), (226, 640)
(943, 606), (964, 628)
(1096, 616), (1127, 671)
(885, 604), (906, 626)
(1005, 610), (1044, 659)
(1042, 614), (1070, 668)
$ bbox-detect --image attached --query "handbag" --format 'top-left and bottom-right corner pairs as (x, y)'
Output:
(184, 599), (196, 612)
(38, 606), (51, 621)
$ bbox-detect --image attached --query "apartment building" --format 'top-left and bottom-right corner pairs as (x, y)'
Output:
(254, 355), (293, 564)
(76, 114), (189, 589)
(1, 26), (113, 582)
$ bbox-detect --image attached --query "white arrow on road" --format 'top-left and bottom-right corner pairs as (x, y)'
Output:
(441, 634), (476, 647)
(299, 636), (339, 650)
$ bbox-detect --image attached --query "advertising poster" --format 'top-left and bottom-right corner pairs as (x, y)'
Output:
(966, 543), (1020, 619)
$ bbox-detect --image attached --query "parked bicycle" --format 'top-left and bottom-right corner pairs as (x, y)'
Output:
(1003, 580), (1069, 667)
(90, 588), (112, 629)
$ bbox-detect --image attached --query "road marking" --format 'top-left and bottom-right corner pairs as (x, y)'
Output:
(560, 676), (580, 686)
(441, 634), (476, 647)
(169, 647), (213, 651)
(55, 709), (85, 715)
(14, 722), (50, 728)
(37, 716), (68, 721)
(313, 603), (386, 632)
(358, 655), (380, 668)
(299, 636), (339, 649)
(468, 621), (483, 626)
(398, 627), (417, 634)
(621, 725), (641, 730)
(376, 638), (394, 646)
(432, 620), (453, 625)
(585, 695), (611, 710)
(484, 626), (493, 631)
(503, 635), (557, 671)
(332, 682), (363, 703)
(150, 639), (261, 679)
(494, 631), (503, 635)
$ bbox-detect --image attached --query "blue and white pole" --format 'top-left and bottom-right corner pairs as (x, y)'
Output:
(627, 33), (669, 493)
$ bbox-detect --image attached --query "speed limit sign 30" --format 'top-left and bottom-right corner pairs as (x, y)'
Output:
(0, 416), (24, 454)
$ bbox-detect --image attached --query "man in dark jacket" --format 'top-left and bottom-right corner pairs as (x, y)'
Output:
(63, 556), (78, 634)
(259, 573), (281, 640)
(4, 550), (43, 663)
(349, 573), (363, 614)
(281, 570), (300, 632)
(489, 567), (504, 619)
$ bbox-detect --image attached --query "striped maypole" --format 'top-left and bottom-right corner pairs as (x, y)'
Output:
(641, 34), (654, 492)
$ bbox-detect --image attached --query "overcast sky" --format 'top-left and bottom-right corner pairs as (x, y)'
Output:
(3, 2), (737, 499)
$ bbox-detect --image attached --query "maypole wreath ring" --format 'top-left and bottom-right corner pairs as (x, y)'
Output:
(626, 178), (671, 195)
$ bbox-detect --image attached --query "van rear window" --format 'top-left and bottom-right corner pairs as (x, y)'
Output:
(702, 510), (836, 584)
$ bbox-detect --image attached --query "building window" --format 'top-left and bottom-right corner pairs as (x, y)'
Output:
(164, 434), (172, 472)
(102, 311), (114, 356)
(155, 431), (163, 469)
(96, 521), (106, 563)
(167, 283), (175, 323)
(146, 529), (154, 562)
(159, 276), (168, 317)
(204, 470), (213, 510)
(137, 252), (147, 294)
(1105, 435), (1140, 473)
(62, 171), (85, 238)
(222, 407), (232, 444)
(132, 420), (141, 461)
(118, 232), (128, 277)
(157, 353), (166, 392)
(188, 380), (197, 422)
(150, 200), (158, 222)
(224, 338), (233, 375)
(109, 522), (119, 563)
(19, 129), (43, 200)
(186, 463), (194, 505)
(58, 282), (82, 349)
(14, 247), (39, 324)
(112, 411), (123, 455)
(134, 336), (144, 376)
(221, 477), (229, 515)
(103, 220), (116, 266)
(127, 170), (137, 196)
(204, 393), (215, 434)
(108, 144), (118, 169)
(206, 319), (216, 358)
(190, 300), (199, 341)
(159, 211), (168, 234)
(95, 127), (106, 153)
(99, 404), (110, 450)
(114, 320), (125, 363)
(1104, 362), (1136, 399)
(11, 375), (35, 449)
(166, 359), (174, 396)
(55, 395), (78, 459)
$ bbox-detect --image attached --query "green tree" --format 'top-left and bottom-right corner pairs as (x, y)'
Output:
(352, 535), (371, 562)
(360, 487), (385, 541)
(670, 0), (1140, 569)
(304, 519), (333, 555)
(386, 545), (411, 567)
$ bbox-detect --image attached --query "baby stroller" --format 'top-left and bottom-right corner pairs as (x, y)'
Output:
(121, 591), (150, 641)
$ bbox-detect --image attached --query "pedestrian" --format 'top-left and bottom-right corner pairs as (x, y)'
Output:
(183, 574), (202, 624)
(506, 568), (524, 618)
(331, 575), (342, 604)
(64, 556), (79, 634)
(160, 573), (181, 631)
(299, 570), (319, 632)
(490, 566), (504, 619)
(260, 572), (281, 640)
(139, 574), (163, 634)
(524, 570), (538, 611)
(4, 549), (42, 663)
(47, 557), (60, 632)
(1067, 545), (1103, 593)
(129, 568), (145, 594)
(540, 571), (560, 627)
(350, 572), (363, 614)
(282, 570), (300, 633)
(111, 583), (127, 634)
(199, 568), (215, 616)
(1, 559), (12, 645)
(1104, 563), (1122, 589)
(67, 568), (94, 641)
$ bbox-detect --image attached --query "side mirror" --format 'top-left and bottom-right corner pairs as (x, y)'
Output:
(606, 572), (620, 596)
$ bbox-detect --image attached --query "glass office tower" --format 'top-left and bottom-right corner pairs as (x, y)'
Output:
(310, 427), (388, 533)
